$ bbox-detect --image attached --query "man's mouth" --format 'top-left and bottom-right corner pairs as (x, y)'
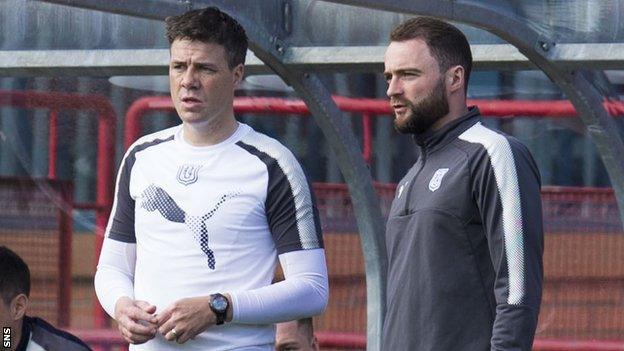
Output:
(181, 97), (202, 108)
(392, 102), (408, 114)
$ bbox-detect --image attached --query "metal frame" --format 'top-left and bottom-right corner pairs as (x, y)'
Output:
(32, 0), (624, 349)
(4, 43), (624, 77)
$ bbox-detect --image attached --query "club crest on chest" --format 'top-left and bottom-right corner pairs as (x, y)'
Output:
(429, 168), (449, 192)
(177, 164), (203, 185)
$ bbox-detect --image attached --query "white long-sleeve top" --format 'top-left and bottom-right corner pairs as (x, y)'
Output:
(94, 123), (328, 351)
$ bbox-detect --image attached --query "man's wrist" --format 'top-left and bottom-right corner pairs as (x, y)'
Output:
(209, 293), (232, 325)
(224, 293), (233, 322)
(114, 296), (133, 318)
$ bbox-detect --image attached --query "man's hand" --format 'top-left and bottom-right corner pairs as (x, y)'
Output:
(114, 296), (158, 345)
(157, 296), (217, 344)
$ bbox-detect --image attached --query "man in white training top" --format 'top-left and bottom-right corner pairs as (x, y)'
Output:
(94, 7), (328, 350)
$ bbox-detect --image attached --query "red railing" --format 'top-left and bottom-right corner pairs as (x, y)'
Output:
(125, 96), (624, 163)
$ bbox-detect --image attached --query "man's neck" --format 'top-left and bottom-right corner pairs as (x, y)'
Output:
(182, 117), (238, 146)
(431, 99), (469, 132)
(431, 106), (468, 131)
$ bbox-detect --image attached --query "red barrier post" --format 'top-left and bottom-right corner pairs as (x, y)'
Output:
(58, 182), (73, 327)
(362, 113), (372, 164)
(48, 110), (58, 179)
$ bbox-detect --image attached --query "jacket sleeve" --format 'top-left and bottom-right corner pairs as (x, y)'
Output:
(470, 135), (544, 351)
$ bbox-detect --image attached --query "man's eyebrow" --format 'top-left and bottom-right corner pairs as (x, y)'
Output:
(394, 68), (423, 74)
(193, 62), (219, 68)
(169, 59), (219, 68)
(383, 68), (422, 78)
(276, 342), (298, 350)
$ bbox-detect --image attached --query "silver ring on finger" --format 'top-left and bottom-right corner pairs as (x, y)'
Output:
(171, 328), (179, 338)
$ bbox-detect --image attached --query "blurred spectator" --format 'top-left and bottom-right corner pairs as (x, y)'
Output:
(275, 318), (319, 351)
(0, 246), (91, 351)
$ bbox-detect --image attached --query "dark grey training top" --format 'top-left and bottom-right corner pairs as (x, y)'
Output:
(383, 108), (543, 351)
(16, 316), (92, 351)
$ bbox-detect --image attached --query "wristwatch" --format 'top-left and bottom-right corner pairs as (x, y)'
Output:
(209, 293), (229, 325)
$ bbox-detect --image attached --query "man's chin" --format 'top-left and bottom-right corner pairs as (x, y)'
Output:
(178, 111), (207, 123)
(393, 115), (414, 134)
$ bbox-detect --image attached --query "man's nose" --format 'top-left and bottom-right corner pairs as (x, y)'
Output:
(181, 68), (198, 89)
(386, 76), (403, 98)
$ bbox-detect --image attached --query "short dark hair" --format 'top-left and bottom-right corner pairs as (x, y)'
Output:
(0, 246), (30, 305)
(165, 7), (248, 69)
(390, 17), (472, 89)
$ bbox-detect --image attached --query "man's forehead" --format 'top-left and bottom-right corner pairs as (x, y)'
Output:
(170, 39), (227, 61)
(384, 39), (436, 71)
(276, 321), (300, 335)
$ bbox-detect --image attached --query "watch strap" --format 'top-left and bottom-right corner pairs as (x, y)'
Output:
(209, 293), (228, 325)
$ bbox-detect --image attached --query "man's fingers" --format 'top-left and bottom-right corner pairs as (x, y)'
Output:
(156, 307), (173, 327)
(120, 325), (154, 345)
(127, 305), (158, 325)
(125, 319), (157, 336)
(135, 300), (157, 315)
(118, 313), (157, 336)
(176, 333), (188, 344)
(176, 328), (196, 344)
(158, 317), (176, 336)
(164, 327), (179, 342)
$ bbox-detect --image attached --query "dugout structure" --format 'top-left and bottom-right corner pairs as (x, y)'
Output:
(5, 1), (624, 349)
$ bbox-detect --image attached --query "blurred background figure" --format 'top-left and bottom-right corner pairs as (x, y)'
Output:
(275, 318), (320, 351)
(0, 246), (91, 351)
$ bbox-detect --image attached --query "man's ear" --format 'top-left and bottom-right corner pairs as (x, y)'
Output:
(10, 294), (28, 321)
(447, 65), (465, 94)
(232, 63), (244, 87)
(311, 335), (320, 351)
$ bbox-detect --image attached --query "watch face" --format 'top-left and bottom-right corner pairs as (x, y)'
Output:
(212, 296), (228, 311)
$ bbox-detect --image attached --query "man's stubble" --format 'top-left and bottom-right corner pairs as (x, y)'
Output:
(394, 77), (449, 135)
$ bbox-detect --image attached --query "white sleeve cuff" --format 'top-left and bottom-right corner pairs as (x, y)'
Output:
(94, 238), (136, 318)
(230, 248), (329, 324)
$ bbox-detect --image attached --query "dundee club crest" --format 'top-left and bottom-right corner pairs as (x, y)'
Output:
(177, 164), (202, 185)
(428, 168), (449, 192)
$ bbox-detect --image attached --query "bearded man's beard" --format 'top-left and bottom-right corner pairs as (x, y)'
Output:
(394, 78), (450, 134)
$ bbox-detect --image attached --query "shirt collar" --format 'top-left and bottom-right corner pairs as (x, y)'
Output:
(15, 316), (32, 351)
(412, 106), (481, 153)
